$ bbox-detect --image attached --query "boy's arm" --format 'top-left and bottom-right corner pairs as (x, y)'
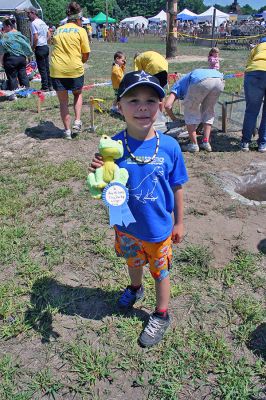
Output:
(172, 185), (184, 244)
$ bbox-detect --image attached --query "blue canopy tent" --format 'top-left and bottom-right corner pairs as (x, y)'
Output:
(177, 13), (197, 21)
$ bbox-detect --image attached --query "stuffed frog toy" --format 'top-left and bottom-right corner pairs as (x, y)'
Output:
(87, 135), (129, 199)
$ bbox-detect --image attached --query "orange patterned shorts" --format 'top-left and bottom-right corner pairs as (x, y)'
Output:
(115, 228), (172, 281)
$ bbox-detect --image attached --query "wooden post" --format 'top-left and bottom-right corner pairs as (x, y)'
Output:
(88, 96), (95, 132)
(37, 95), (41, 122)
(211, 8), (217, 48)
(229, 93), (235, 120)
(222, 102), (227, 133)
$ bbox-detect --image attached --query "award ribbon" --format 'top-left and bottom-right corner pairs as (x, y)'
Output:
(102, 182), (136, 227)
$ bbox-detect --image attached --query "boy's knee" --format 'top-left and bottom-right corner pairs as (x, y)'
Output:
(151, 269), (169, 281)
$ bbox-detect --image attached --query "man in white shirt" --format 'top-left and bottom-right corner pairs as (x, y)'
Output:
(26, 6), (52, 91)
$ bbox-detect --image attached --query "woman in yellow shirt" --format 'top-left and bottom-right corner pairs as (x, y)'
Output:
(241, 38), (266, 152)
(50, 1), (90, 139)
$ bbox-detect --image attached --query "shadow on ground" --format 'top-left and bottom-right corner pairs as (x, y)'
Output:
(258, 239), (266, 255)
(210, 130), (241, 152)
(248, 323), (266, 361)
(24, 277), (148, 343)
(25, 121), (63, 140)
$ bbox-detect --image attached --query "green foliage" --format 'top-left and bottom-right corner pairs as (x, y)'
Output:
(173, 244), (214, 278)
(215, 358), (261, 399)
(64, 341), (114, 387)
(178, 0), (206, 14)
(240, 4), (258, 15)
(38, 0), (68, 24)
(220, 250), (258, 287)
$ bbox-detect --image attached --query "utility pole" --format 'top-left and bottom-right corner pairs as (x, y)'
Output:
(106, 0), (109, 30)
(166, 0), (178, 58)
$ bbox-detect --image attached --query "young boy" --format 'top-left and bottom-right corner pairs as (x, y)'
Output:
(110, 51), (126, 114)
(90, 71), (188, 347)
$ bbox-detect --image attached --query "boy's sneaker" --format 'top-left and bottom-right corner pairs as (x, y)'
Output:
(199, 142), (212, 152)
(118, 285), (144, 311)
(72, 120), (82, 134)
(182, 143), (200, 153)
(138, 312), (171, 347)
(63, 130), (72, 140)
(240, 142), (249, 152)
(258, 143), (266, 153)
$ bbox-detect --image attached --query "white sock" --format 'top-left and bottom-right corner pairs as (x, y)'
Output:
(65, 129), (71, 134)
(74, 120), (81, 124)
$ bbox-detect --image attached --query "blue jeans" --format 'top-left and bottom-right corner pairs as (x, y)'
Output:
(242, 71), (266, 145)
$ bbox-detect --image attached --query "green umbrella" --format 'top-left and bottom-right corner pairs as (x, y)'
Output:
(90, 12), (116, 24)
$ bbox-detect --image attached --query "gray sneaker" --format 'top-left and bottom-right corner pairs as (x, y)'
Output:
(138, 312), (170, 347)
(258, 143), (266, 153)
(199, 142), (212, 152)
(181, 143), (200, 153)
(63, 130), (72, 140)
(72, 120), (82, 134)
(240, 142), (249, 152)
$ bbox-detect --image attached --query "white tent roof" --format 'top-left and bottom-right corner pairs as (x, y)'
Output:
(177, 8), (197, 17)
(120, 16), (149, 28)
(196, 6), (229, 26)
(0, 0), (39, 11)
(60, 16), (90, 25)
(148, 10), (167, 22)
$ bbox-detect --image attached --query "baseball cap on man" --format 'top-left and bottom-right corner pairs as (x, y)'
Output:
(117, 71), (165, 100)
(25, 6), (38, 14)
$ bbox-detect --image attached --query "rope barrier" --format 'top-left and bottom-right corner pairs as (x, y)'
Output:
(171, 32), (265, 41)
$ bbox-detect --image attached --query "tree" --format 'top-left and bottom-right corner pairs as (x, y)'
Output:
(241, 4), (257, 15)
(166, 0), (177, 59)
(178, 0), (206, 14)
(213, 4), (229, 13)
(38, 0), (68, 24)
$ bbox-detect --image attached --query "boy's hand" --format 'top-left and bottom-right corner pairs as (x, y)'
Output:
(88, 153), (104, 173)
(171, 223), (184, 244)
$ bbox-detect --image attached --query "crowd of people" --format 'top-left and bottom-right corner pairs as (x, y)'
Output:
(176, 18), (266, 38)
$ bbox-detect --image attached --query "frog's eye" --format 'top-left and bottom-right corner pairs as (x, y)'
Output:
(102, 135), (108, 139)
(117, 140), (122, 145)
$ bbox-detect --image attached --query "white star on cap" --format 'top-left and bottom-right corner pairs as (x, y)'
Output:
(134, 71), (152, 82)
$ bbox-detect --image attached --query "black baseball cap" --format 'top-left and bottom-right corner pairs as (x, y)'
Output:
(117, 71), (165, 100)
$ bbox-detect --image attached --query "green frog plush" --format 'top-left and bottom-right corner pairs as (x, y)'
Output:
(87, 135), (129, 199)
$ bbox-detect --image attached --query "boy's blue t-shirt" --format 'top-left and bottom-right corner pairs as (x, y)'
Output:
(112, 130), (189, 242)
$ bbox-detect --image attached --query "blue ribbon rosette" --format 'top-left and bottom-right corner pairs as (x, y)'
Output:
(102, 182), (136, 227)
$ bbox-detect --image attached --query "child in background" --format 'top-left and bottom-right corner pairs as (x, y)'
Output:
(90, 71), (188, 347)
(110, 51), (126, 114)
(208, 47), (220, 70)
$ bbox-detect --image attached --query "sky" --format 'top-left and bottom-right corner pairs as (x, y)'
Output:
(204, 0), (265, 9)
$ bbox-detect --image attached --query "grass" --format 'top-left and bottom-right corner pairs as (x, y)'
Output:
(0, 38), (265, 399)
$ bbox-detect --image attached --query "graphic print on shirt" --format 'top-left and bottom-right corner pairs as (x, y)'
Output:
(129, 166), (164, 203)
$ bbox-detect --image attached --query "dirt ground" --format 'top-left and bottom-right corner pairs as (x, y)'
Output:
(0, 100), (265, 399)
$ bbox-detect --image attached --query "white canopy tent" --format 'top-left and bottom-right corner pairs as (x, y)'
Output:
(0, 0), (39, 11)
(148, 10), (167, 23)
(196, 6), (229, 26)
(120, 16), (149, 28)
(60, 16), (90, 25)
(177, 8), (197, 17)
